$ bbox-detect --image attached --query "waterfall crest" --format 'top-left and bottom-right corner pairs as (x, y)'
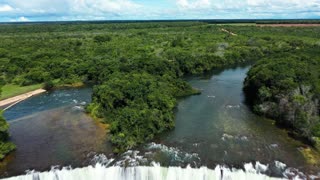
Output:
(4, 163), (283, 180)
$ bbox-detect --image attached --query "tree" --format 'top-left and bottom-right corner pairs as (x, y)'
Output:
(244, 56), (320, 141)
(0, 77), (4, 97)
(0, 111), (16, 159)
(94, 35), (112, 43)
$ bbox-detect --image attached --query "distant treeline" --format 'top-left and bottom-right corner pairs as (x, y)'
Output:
(1, 19), (320, 26)
(0, 21), (205, 34)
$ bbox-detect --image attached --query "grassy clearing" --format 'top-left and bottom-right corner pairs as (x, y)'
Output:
(214, 23), (257, 26)
(0, 84), (43, 100)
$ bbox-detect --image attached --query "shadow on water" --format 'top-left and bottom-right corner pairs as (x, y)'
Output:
(1, 66), (320, 178)
(3, 87), (93, 121)
(0, 88), (113, 177)
(150, 66), (320, 176)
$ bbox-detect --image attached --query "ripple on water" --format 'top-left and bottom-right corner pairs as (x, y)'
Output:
(3, 68), (320, 179)
(3, 147), (317, 180)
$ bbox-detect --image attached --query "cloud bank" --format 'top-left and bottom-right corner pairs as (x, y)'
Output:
(0, 0), (319, 21)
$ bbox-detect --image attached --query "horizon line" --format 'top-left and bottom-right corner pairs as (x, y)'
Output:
(1, 18), (320, 24)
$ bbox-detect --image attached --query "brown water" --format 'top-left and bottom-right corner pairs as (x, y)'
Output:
(0, 88), (113, 177)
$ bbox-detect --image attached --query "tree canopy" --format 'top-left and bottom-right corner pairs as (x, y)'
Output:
(0, 22), (319, 152)
(244, 53), (320, 142)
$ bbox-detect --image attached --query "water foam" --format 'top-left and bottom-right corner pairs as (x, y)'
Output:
(2, 143), (318, 180)
(3, 163), (283, 180)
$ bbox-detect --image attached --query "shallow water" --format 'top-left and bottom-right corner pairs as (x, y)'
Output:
(159, 67), (308, 167)
(4, 88), (93, 121)
(140, 66), (319, 176)
(0, 88), (112, 177)
(1, 67), (320, 179)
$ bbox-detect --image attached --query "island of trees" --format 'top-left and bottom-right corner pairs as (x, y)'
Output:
(0, 21), (319, 154)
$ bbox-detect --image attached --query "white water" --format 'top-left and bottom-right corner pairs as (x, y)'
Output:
(2, 147), (315, 180)
(2, 143), (315, 180)
(3, 163), (286, 180)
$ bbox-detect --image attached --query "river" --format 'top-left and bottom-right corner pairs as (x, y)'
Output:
(1, 66), (319, 179)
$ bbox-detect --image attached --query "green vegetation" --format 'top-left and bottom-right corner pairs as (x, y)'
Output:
(0, 82), (16, 159)
(88, 72), (199, 152)
(0, 21), (320, 152)
(0, 84), (43, 100)
(244, 53), (320, 143)
(0, 79), (3, 99)
(0, 111), (16, 159)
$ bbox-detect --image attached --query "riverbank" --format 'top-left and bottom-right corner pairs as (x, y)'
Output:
(0, 84), (43, 101)
(0, 112), (16, 160)
(1, 67), (320, 178)
(0, 87), (114, 177)
(0, 89), (46, 110)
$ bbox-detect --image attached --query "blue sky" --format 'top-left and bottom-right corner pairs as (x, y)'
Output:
(0, 0), (319, 22)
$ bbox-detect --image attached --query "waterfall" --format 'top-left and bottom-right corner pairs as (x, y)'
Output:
(1, 144), (314, 180)
(3, 163), (284, 180)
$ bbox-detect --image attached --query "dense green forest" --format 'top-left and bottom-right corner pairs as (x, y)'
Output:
(0, 22), (319, 152)
(244, 53), (320, 144)
(0, 82), (16, 159)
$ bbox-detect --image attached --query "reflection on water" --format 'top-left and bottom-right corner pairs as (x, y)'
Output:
(1, 67), (320, 179)
(4, 88), (92, 121)
(151, 66), (320, 176)
(0, 88), (112, 177)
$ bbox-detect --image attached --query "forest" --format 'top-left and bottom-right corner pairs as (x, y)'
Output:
(244, 50), (320, 145)
(0, 82), (16, 159)
(0, 21), (319, 153)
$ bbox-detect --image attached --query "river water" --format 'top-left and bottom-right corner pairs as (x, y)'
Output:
(1, 67), (320, 179)
(0, 88), (113, 177)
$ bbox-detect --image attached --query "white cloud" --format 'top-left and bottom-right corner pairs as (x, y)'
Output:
(244, 0), (320, 17)
(0, 0), (320, 21)
(70, 0), (141, 16)
(5, 0), (67, 10)
(0, 0), (142, 20)
(0, 4), (13, 12)
(17, 16), (29, 21)
(174, 0), (320, 18)
(176, 0), (211, 9)
(9, 16), (30, 22)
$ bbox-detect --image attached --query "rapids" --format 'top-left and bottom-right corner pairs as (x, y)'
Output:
(2, 66), (320, 179)
(3, 163), (283, 180)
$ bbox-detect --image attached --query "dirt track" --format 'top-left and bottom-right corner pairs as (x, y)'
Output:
(221, 28), (237, 36)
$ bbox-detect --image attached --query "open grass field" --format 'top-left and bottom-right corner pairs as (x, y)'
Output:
(215, 23), (257, 26)
(0, 84), (43, 100)
(258, 24), (320, 27)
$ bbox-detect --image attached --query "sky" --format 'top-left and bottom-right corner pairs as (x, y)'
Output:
(0, 0), (319, 22)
